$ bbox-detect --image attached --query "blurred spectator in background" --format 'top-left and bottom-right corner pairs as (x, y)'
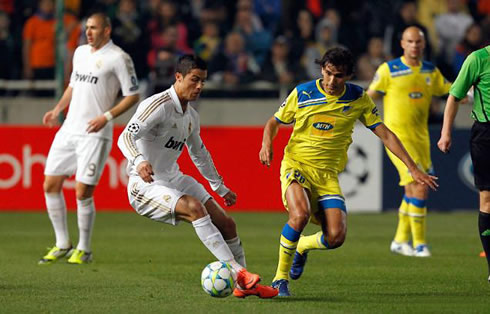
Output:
(112, 0), (148, 80)
(193, 20), (221, 62)
(356, 37), (388, 81)
(304, 17), (339, 80)
(260, 35), (306, 85)
(253, 0), (281, 34)
(233, 0), (272, 67)
(208, 31), (260, 86)
(385, 0), (432, 60)
(288, 9), (315, 70)
(150, 47), (177, 93)
(452, 23), (485, 75)
(434, 0), (473, 79)
(148, 24), (188, 72)
(148, 0), (191, 56)
(22, 0), (79, 96)
(0, 10), (15, 83)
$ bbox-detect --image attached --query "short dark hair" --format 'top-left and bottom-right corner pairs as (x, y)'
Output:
(175, 55), (207, 77)
(88, 12), (111, 28)
(315, 47), (354, 75)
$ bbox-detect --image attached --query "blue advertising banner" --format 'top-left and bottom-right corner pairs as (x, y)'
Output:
(382, 127), (479, 211)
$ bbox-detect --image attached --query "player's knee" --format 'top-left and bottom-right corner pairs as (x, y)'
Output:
(288, 210), (310, 230)
(186, 198), (208, 220)
(326, 229), (346, 249)
(43, 177), (62, 193)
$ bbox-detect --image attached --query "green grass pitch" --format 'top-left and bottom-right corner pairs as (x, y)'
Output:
(0, 211), (488, 313)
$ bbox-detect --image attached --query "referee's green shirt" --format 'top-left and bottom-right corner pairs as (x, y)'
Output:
(450, 45), (490, 122)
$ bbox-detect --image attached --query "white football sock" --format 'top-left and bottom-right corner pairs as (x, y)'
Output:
(45, 193), (70, 249)
(76, 197), (95, 252)
(192, 215), (243, 271)
(225, 236), (246, 268)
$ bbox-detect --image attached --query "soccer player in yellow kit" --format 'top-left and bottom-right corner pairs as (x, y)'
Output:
(367, 26), (451, 257)
(260, 47), (438, 296)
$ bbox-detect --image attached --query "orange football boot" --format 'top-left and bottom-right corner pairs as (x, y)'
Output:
(236, 268), (261, 289)
(233, 284), (279, 298)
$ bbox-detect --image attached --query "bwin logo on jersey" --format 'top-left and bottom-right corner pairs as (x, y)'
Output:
(313, 122), (334, 131)
(164, 136), (186, 151)
(409, 92), (423, 99)
(74, 71), (99, 84)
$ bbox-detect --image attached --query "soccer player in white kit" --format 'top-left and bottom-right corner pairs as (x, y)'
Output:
(39, 12), (140, 265)
(118, 55), (277, 298)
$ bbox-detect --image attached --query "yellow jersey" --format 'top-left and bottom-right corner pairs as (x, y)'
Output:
(369, 56), (450, 144)
(275, 79), (382, 173)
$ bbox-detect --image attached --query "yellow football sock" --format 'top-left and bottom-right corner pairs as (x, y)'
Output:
(297, 231), (327, 254)
(394, 196), (411, 243)
(273, 223), (300, 282)
(408, 198), (427, 247)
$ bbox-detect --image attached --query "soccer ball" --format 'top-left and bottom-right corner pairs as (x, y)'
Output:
(201, 261), (236, 298)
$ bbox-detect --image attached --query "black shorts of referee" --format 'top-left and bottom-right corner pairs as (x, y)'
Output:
(471, 121), (490, 191)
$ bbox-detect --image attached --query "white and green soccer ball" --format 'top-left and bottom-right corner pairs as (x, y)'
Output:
(201, 261), (236, 298)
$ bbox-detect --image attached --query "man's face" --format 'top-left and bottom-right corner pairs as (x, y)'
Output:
(321, 63), (351, 95)
(85, 16), (110, 49)
(401, 30), (425, 60)
(175, 69), (207, 101)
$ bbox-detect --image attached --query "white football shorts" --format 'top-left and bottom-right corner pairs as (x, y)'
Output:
(44, 130), (112, 185)
(127, 173), (211, 225)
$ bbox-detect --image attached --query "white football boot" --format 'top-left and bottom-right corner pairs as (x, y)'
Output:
(390, 241), (414, 256)
(414, 244), (431, 257)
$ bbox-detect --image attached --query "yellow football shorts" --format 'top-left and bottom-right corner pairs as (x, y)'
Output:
(280, 157), (346, 225)
(386, 139), (433, 186)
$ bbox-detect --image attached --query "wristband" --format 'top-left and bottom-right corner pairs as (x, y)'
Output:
(104, 111), (114, 121)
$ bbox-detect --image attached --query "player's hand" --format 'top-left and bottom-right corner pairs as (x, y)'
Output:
(437, 134), (452, 154)
(42, 110), (59, 127)
(411, 168), (438, 191)
(223, 190), (237, 207)
(259, 144), (273, 167)
(137, 161), (154, 183)
(87, 115), (109, 133)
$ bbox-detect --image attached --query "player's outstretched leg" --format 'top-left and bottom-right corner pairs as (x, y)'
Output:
(204, 199), (247, 267)
(290, 231), (329, 280)
(184, 198), (277, 297)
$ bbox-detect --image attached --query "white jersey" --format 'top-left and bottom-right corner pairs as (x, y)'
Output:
(117, 86), (229, 196)
(62, 40), (139, 140)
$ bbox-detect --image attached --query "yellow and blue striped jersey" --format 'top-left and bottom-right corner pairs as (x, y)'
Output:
(275, 79), (382, 173)
(369, 56), (450, 144)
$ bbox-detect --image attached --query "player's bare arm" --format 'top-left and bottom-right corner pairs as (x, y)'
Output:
(259, 117), (281, 167)
(87, 94), (139, 133)
(43, 86), (73, 127)
(438, 94), (461, 154)
(372, 123), (438, 190)
(366, 89), (382, 101)
(136, 160), (154, 183)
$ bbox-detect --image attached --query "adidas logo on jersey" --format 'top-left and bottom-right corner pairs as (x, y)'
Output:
(74, 71), (99, 84)
(164, 136), (186, 151)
